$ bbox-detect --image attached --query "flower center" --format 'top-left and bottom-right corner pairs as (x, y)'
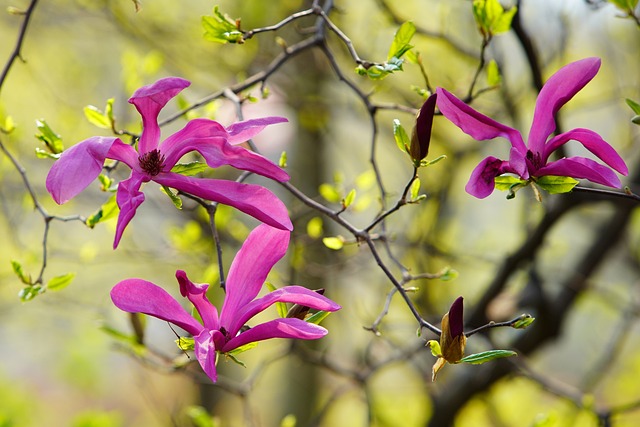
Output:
(526, 150), (543, 171)
(138, 149), (165, 176)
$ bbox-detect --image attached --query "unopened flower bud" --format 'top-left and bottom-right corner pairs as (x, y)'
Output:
(410, 93), (437, 164)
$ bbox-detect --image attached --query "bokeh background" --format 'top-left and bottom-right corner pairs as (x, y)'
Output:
(1, 0), (639, 426)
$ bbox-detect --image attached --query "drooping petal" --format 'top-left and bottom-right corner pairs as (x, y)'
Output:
(436, 88), (527, 154)
(105, 139), (142, 170)
(225, 117), (289, 145)
(160, 119), (289, 182)
(110, 278), (203, 336)
(543, 128), (628, 175)
(194, 329), (218, 383)
(46, 136), (125, 204)
(114, 173), (147, 249)
(465, 156), (516, 198)
(221, 318), (328, 353)
(176, 270), (219, 331)
(536, 157), (622, 188)
(224, 285), (340, 337)
(220, 224), (290, 325)
(528, 57), (601, 155)
(128, 77), (190, 154)
(154, 173), (293, 231)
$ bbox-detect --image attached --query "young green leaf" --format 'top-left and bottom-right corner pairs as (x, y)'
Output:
(175, 336), (196, 351)
(19, 285), (44, 302)
(319, 183), (342, 203)
(322, 236), (344, 250)
(305, 310), (331, 325)
(625, 98), (640, 115)
(83, 105), (111, 129)
(161, 185), (183, 209)
(11, 260), (32, 285)
(473, 0), (517, 37)
(460, 349), (517, 364)
(279, 151), (288, 168)
(1, 115), (15, 134)
(86, 195), (119, 228)
(35, 119), (64, 154)
(171, 161), (209, 176)
(494, 175), (527, 191)
(512, 314), (535, 329)
(306, 217), (323, 239)
(426, 340), (442, 357)
(202, 6), (245, 44)
(486, 59), (502, 86)
(535, 175), (579, 194)
(342, 189), (356, 208)
(265, 282), (289, 318)
(227, 341), (258, 357)
(387, 21), (416, 60)
(393, 119), (410, 154)
(47, 272), (75, 291)
(410, 177), (421, 200)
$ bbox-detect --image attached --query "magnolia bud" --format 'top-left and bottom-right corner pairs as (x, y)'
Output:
(409, 93), (437, 163)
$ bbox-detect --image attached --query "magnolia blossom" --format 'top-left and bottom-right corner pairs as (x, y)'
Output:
(111, 224), (341, 382)
(430, 296), (466, 381)
(436, 57), (628, 198)
(46, 77), (292, 248)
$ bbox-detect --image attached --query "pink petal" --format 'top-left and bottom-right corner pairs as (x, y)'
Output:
(128, 77), (190, 154)
(114, 173), (147, 249)
(225, 285), (340, 337)
(528, 58), (600, 155)
(436, 88), (527, 154)
(543, 128), (628, 175)
(536, 157), (622, 188)
(175, 270), (219, 331)
(465, 156), (515, 198)
(110, 278), (203, 336)
(226, 117), (289, 145)
(220, 224), (290, 326)
(46, 136), (125, 204)
(154, 173), (293, 231)
(160, 118), (289, 182)
(194, 330), (218, 383)
(221, 318), (328, 353)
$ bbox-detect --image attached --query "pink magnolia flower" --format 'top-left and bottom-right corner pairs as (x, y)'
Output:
(436, 57), (628, 198)
(110, 224), (341, 383)
(46, 77), (292, 248)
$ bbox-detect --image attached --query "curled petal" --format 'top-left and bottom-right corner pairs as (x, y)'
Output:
(110, 278), (203, 336)
(194, 330), (218, 383)
(528, 58), (600, 154)
(536, 157), (622, 188)
(226, 117), (289, 145)
(114, 173), (147, 249)
(160, 119), (289, 182)
(221, 318), (328, 353)
(465, 156), (515, 198)
(543, 129), (628, 175)
(46, 136), (124, 204)
(220, 224), (290, 327)
(176, 270), (219, 331)
(154, 173), (293, 231)
(436, 88), (527, 154)
(128, 77), (190, 154)
(225, 285), (340, 338)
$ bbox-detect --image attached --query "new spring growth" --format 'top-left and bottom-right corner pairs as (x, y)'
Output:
(409, 92), (437, 166)
(428, 296), (466, 381)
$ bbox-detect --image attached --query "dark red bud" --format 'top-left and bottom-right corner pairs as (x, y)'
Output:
(448, 296), (464, 338)
(410, 93), (437, 163)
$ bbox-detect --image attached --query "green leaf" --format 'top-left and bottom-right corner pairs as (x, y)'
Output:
(227, 341), (258, 357)
(202, 6), (245, 44)
(105, 98), (115, 125)
(11, 260), (32, 285)
(160, 185), (183, 209)
(473, 0), (517, 37)
(86, 195), (119, 228)
(83, 105), (111, 129)
(34, 147), (60, 159)
(306, 217), (323, 239)
(98, 173), (115, 192)
(410, 177), (421, 200)
(387, 21), (416, 60)
(305, 310), (330, 325)
(322, 236), (344, 250)
(426, 340), (442, 357)
(342, 189), (356, 208)
(393, 119), (410, 154)
(35, 119), (64, 154)
(486, 59), (502, 86)
(186, 406), (216, 427)
(19, 285), (44, 302)
(460, 349), (517, 364)
(265, 282), (289, 318)
(420, 154), (447, 167)
(608, 0), (639, 11)
(1, 115), (16, 134)
(632, 115), (640, 126)
(535, 175), (579, 194)
(512, 314), (535, 329)
(439, 267), (458, 281)
(626, 98), (640, 115)
(279, 151), (287, 168)
(494, 175), (527, 191)
(176, 336), (195, 351)
(319, 183), (342, 203)
(47, 272), (75, 291)
(171, 161), (209, 176)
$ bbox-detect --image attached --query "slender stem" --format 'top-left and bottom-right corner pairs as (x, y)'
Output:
(0, 0), (39, 95)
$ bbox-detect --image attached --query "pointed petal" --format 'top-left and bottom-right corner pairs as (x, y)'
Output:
(46, 136), (124, 204)
(528, 57), (600, 154)
(225, 285), (340, 337)
(175, 270), (219, 331)
(128, 77), (190, 154)
(110, 278), (203, 336)
(114, 173), (146, 249)
(465, 156), (515, 198)
(543, 128), (628, 175)
(221, 318), (328, 353)
(436, 88), (527, 154)
(225, 117), (289, 145)
(220, 224), (290, 325)
(536, 157), (622, 188)
(154, 173), (293, 231)
(194, 330), (218, 383)
(160, 118), (289, 182)
(106, 139), (141, 170)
